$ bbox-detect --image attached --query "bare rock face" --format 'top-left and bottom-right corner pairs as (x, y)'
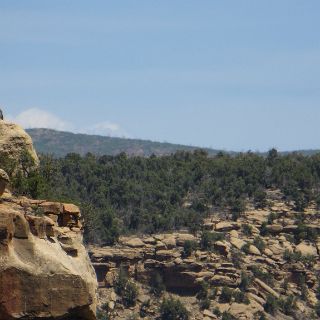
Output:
(0, 121), (39, 168)
(0, 197), (98, 320)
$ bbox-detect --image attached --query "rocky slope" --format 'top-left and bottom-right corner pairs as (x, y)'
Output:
(91, 192), (320, 319)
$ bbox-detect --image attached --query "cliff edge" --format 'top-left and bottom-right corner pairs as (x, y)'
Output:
(0, 117), (98, 320)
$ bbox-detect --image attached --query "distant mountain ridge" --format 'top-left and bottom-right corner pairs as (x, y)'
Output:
(27, 128), (320, 158)
(27, 128), (224, 157)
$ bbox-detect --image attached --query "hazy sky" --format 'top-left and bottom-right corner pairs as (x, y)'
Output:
(1, 1), (319, 151)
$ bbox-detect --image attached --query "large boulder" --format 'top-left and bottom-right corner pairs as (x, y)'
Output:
(0, 121), (39, 168)
(295, 242), (318, 257)
(0, 199), (97, 320)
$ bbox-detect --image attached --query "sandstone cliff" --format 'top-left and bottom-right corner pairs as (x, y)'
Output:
(0, 120), (98, 319)
(0, 193), (98, 320)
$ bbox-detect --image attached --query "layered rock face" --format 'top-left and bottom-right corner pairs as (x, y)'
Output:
(92, 195), (320, 319)
(0, 121), (39, 167)
(0, 195), (98, 320)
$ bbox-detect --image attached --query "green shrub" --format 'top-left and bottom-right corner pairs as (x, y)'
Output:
(233, 290), (249, 304)
(267, 212), (278, 224)
(254, 189), (267, 209)
(293, 223), (319, 244)
(219, 287), (233, 303)
(260, 222), (268, 236)
(242, 224), (253, 236)
(123, 281), (139, 307)
(241, 243), (251, 254)
(199, 298), (211, 310)
(114, 267), (128, 295)
(222, 312), (236, 320)
(212, 307), (221, 317)
(230, 198), (246, 221)
(279, 295), (296, 316)
(283, 249), (317, 267)
(251, 266), (274, 286)
(183, 240), (197, 257)
(231, 248), (244, 269)
(264, 295), (278, 315)
(253, 236), (266, 252)
(160, 297), (189, 320)
(200, 231), (225, 250)
(239, 272), (251, 292)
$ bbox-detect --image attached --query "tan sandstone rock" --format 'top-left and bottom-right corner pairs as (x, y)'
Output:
(295, 242), (318, 256)
(0, 199), (97, 320)
(0, 121), (39, 168)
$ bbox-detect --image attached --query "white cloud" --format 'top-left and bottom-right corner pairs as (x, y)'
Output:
(8, 108), (72, 131)
(8, 108), (130, 138)
(84, 121), (130, 138)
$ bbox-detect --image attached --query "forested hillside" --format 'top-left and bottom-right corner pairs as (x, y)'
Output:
(4, 149), (320, 246)
(27, 128), (223, 157)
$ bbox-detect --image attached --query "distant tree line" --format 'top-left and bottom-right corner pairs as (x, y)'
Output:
(2, 148), (320, 245)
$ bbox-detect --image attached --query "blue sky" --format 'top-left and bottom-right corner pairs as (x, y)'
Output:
(1, 1), (319, 151)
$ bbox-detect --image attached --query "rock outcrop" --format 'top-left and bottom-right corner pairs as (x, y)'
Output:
(0, 196), (98, 320)
(0, 121), (39, 167)
(0, 117), (98, 319)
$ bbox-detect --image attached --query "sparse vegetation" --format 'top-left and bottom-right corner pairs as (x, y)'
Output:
(219, 287), (233, 303)
(183, 240), (197, 257)
(4, 149), (320, 244)
(233, 290), (249, 304)
(253, 236), (266, 252)
(279, 295), (296, 316)
(264, 294), (278, 315)
(241, 242), (251, 254)
(221, 312), (237, 320)
(122, 281), (139, 307)
(242, 224), (253, 236)
(283, 250), (317, 267)
(239, 272), (252, 292)
(160, 297), (189, 320)
(200, 231), (225, 250)
(251, 266), (274, 286)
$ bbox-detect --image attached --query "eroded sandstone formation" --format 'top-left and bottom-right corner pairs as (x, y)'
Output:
(0, 120), (39, 167)
(0, 194), (98, 320)
(0, 116), (97, 320)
